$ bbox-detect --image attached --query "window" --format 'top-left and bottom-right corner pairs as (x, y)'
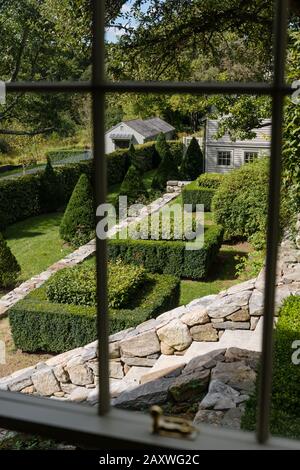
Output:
(217, 151), (232, 166)
(244, 151), (259, 163)
(0, 0), (298, 451)
(114, 139), (131, 150)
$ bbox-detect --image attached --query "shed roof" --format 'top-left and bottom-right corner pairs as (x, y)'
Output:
(107, 117), (175, 139)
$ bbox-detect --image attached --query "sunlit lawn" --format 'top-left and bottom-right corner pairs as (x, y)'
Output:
(4, 213), (72, 283)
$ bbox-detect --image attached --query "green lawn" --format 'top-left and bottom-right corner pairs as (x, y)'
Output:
(180, 242), (252, 305)
(4, 213), (73, 283)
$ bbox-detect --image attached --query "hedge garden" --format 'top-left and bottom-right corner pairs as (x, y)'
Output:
(182, 173), (223, 211)
(9, 261), (180, 353)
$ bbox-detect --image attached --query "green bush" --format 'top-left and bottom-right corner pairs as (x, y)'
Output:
(60, 173), (95, 247)
(9, 273), (180, 353)
(182, 181), (216, 212)
(212, 158), (269, 241)
(197, 173), (223, 189)
(0, 233), (20, 288)
(180, 137), (204, 180)
(46, 261), (146, 309)
(109, 225), (223, 280)
(0, 175), (41, 230)
(39, 157), (62, 212)
(152, 135), (180, 191)
(119, 165), (147, 204)
(242, 296), (300, 439)
(169, 141), (184, 166)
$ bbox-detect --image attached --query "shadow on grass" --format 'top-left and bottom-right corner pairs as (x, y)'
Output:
(207, 249), (246, 282)
(4, 212), (64, 241)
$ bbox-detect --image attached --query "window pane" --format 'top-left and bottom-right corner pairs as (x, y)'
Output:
(105, 1), (274, 83)
(106, 92), (271, 435)
(0, 93), (94, 409)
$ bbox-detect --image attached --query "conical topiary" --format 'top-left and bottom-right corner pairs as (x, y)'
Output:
(60, 173), (95, 247)
(119, 164), (147, 204)
(40, 156), (62, 212)
(152, 142), (179, 191)
(155, 132), (170, 160)
(180, 137), (204, 180)
(0, 233), (20, 288)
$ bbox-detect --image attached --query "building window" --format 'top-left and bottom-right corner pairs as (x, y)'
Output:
(244, 151), (259, 163)
(114, 139), (131, 149)
(217, 151), (231, 166)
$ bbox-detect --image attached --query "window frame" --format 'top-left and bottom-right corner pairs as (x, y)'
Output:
(217, 150), (232, 167)
(244, 150), (259, 164)
(0, 0), (298, 449)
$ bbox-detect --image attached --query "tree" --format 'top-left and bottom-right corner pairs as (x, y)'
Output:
(0, 233), (20, 288)
(0, 0), (127, 138)
(119, 164), (147, 204)
(152, 136), (179, 190)
(39, 157), (62, 213)
(180, 137), (204, 180)
(60, 174), (95, 247)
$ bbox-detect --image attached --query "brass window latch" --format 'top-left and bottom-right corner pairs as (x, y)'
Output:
(150, 406), (198, 440)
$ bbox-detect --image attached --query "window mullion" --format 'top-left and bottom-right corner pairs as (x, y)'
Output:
(257, 0), (289, 444)
(92, 0), (110, 416)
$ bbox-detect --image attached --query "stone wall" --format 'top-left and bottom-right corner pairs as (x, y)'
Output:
(166, 180), (190, 193)
(1, 239), (299, 409)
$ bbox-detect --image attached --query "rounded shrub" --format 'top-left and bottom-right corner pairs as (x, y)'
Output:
(212, 158), (269, 243)
(119, 164), (147, 204)
(197, 173), (223, 189)
(39, 156), (62, 212)
(60, 173), (95, 247)
(180, 137), (204, 180)
(0, 233), (21, 288)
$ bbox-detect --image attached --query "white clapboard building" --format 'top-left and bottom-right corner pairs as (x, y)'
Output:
(105, 117), (175, 154)
(204, 118), (271, 173)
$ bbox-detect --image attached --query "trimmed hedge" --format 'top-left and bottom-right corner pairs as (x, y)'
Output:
(182, 181), (216, 212)
(46, 261), (146, 309)
(0, 141), (182, 230)
(182, 173), (224, 212)
(242, 296), (300, 439)
(108, 225), (224, 280)
(169, 141), (184, 166)
(0, 233), (20, 288)
(212, 158), (269, 242)
(9, 273), (180, 353)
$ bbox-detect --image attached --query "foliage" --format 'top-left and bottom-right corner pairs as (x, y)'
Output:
(152, 135), (179, 190)
(182, 181), (216, 212)
(197, 173), (224, 189)
(212, 158), (269, 242)
(119, 165), (147, 205)
(109, 225), (224, 280)
(0, 0), (126, 138)
(282, 31), (300, 216)
(242, 296), (300, 439)
(9, 273), (180, 353)
(169, 141), (184, 166)
(39, 157), (62, 212)
(46, 261), (146, 309)
(0, 232), (20, 288)
(235, 250), (265, 280)
(59, 173), (95, 247)
(180, 137), (204, 180)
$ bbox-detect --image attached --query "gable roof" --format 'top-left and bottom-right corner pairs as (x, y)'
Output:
(107, 117), (175, 139)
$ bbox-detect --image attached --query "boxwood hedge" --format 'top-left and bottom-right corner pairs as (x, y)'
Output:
(46, 261), (146, 309)
(9, 273), (180, 353)
(182, 174), (224, 212)
(108, 225), (224, 279)
(241, 296), (300, 439)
